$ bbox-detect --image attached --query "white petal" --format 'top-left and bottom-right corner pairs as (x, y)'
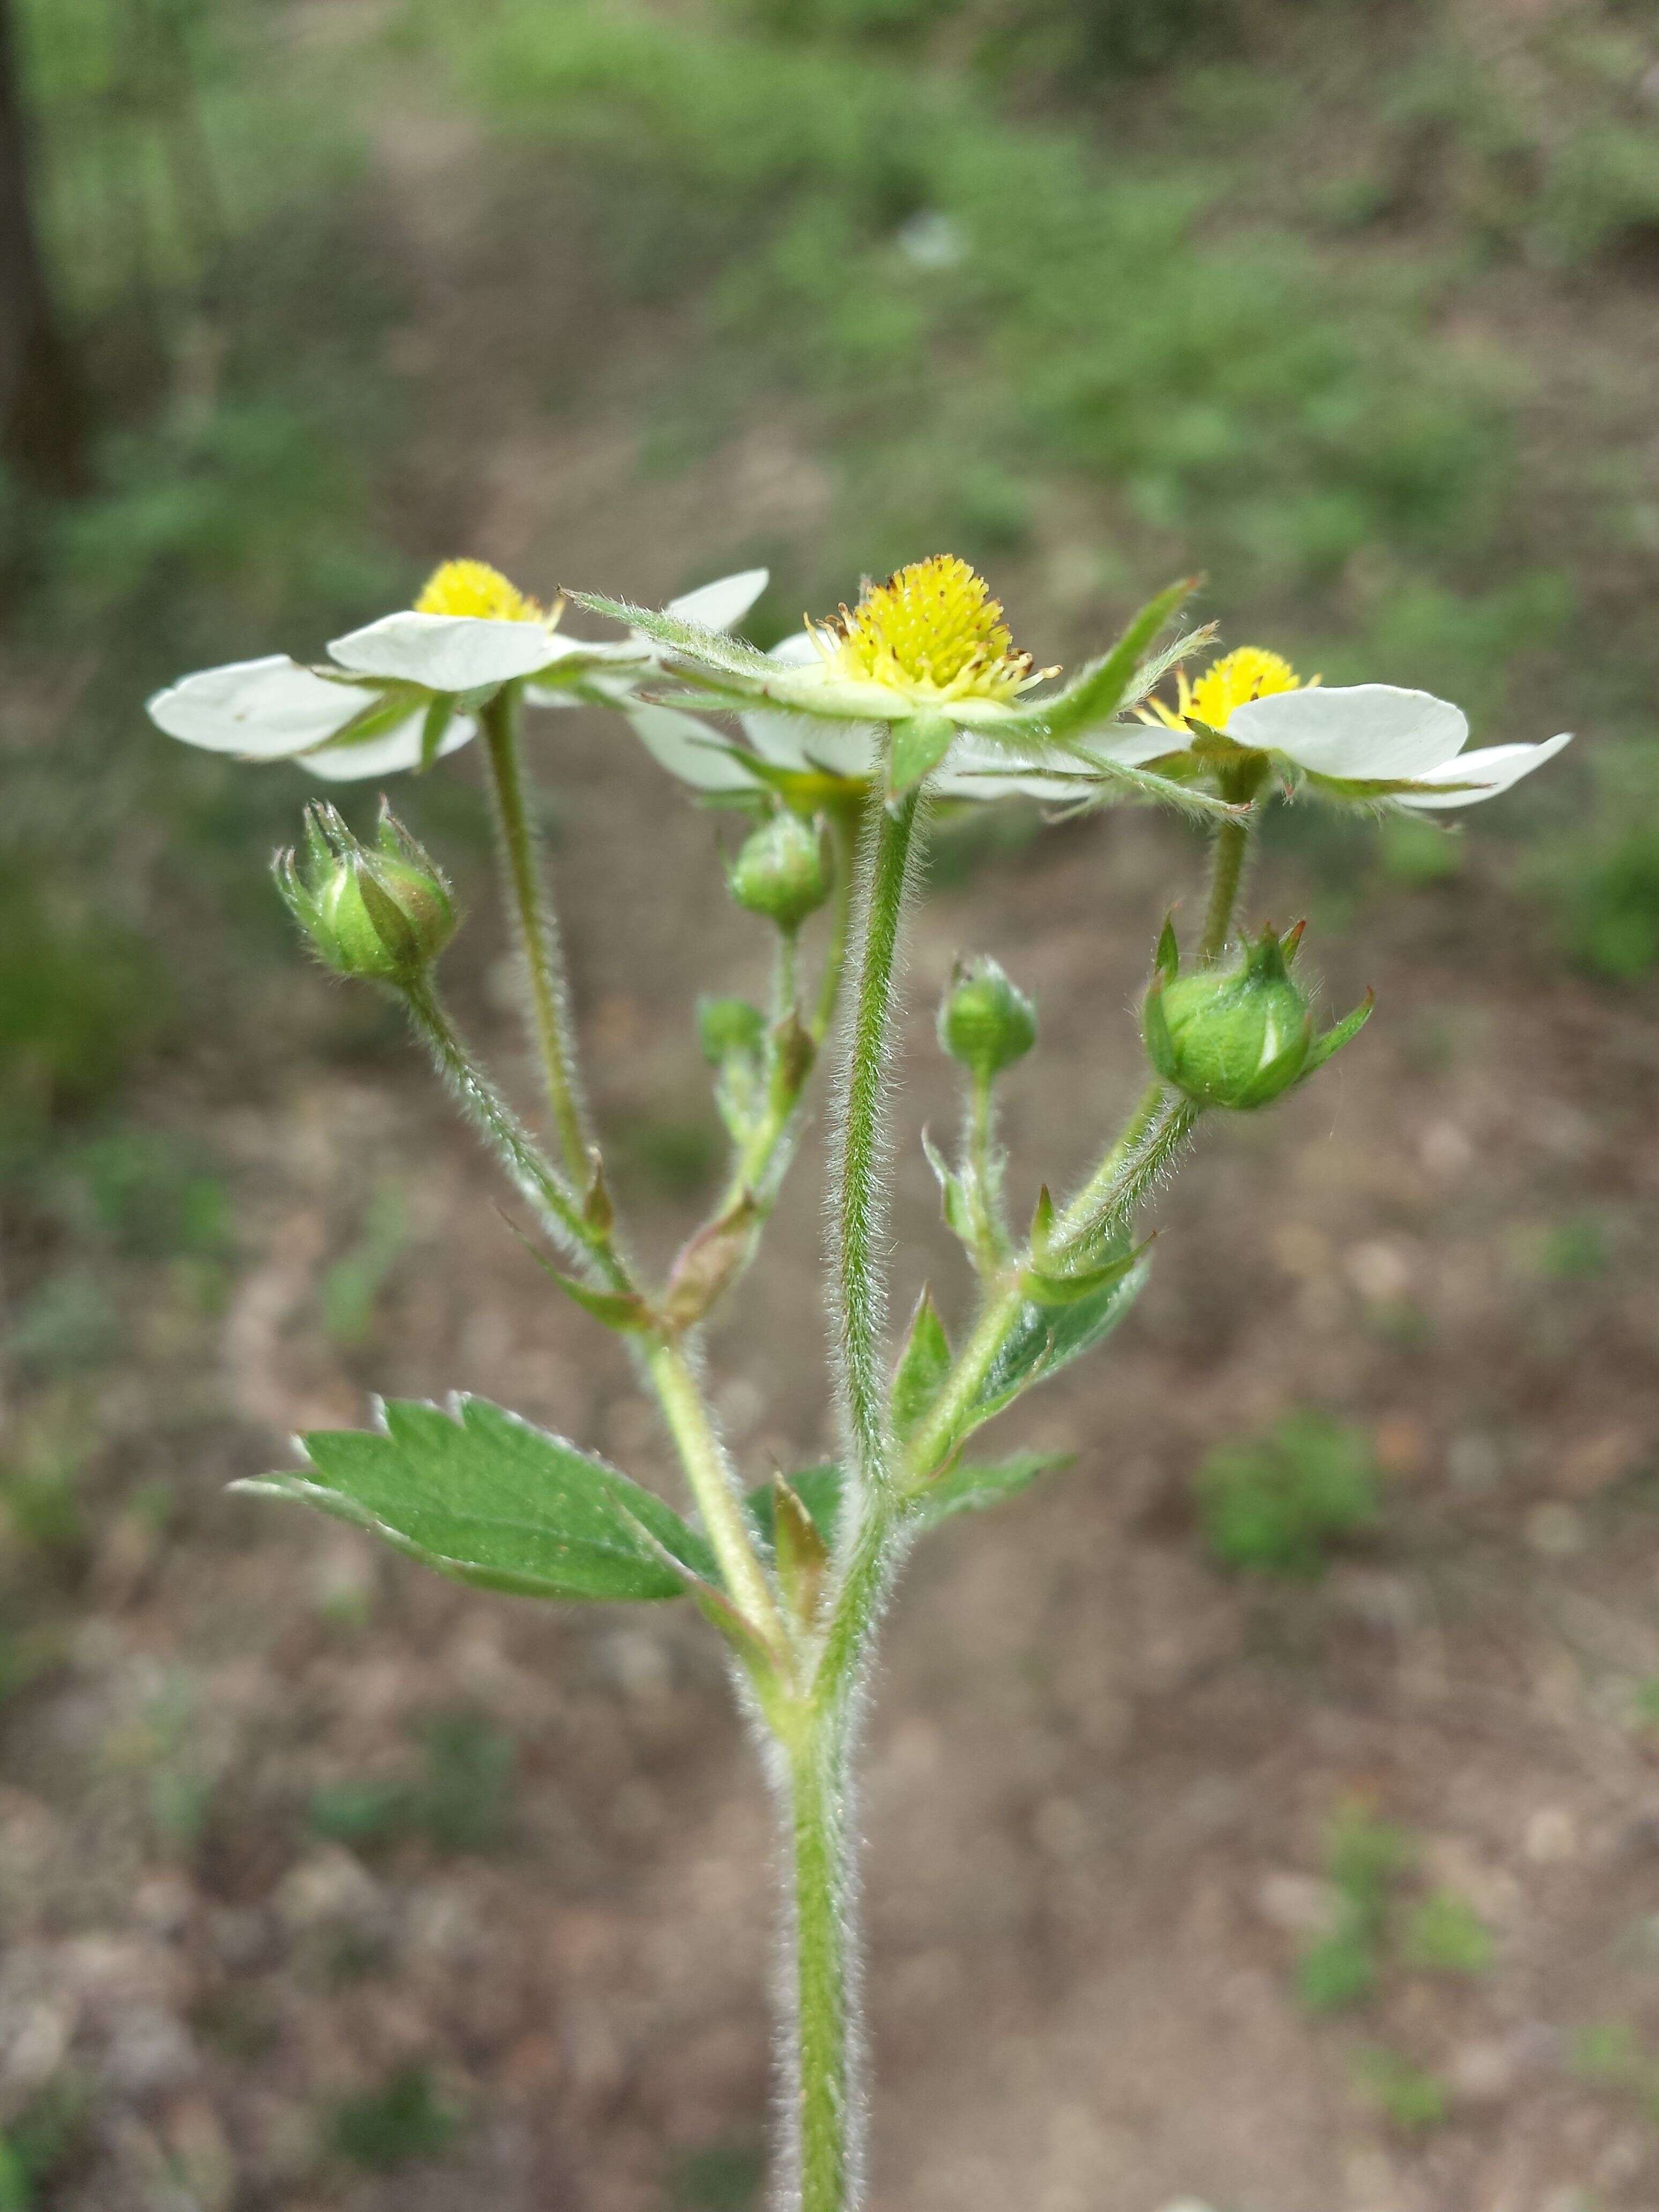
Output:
(933, 736), (1095, 804)
(1081, 723), (1195, 769)
(1395, 732), (1573, 810)
(629, 704), (761, 793)
(767, 630), (821, 668)
(1229, 684), (1469, 780)
(147, 655), (368, 758)
(327, 611), (564, 692)
(300, 712), (476, 782)
(664, 568), (769, 633)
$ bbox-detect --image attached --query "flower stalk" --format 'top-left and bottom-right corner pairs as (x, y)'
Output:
(480, 683), (590, 1186)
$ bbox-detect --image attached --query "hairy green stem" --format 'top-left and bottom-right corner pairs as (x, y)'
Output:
(786, 1712), (856, 2212)
(902, 1093), (1200, 1485)
(645, 1338), (783, 1646)
(401, 977), (611, 1276)
(1198, 816), (1250, 964)
(834, 784), (922, 1503)
(481, 684), (589, 1184)
(812, 806), (859, 1044)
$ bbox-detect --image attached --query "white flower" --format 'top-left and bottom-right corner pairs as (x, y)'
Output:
(147, 561), (771, 781)
(629, 635), (1122, 807)
(147, 654), (478, 782)
(605, 561), (1234, 820)
(1224, 684), (1573, 808)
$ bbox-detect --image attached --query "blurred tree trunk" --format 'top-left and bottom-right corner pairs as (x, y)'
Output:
(0, 0), (89, 494)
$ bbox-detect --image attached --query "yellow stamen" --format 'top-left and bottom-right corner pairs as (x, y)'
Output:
(824, 555), (1052, 705)
(415, 558), (545, 624)
(1145, 646), (1304, 734)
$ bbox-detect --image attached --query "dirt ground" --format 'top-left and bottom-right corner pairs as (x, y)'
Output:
(6, 65), (1659, 2212)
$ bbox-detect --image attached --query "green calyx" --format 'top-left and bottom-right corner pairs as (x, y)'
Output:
(938, 955), (1036, 1082)
(1143, 920), (1371, 1111)
(274, 799), (458, 984)
(728, 809), (831, 932)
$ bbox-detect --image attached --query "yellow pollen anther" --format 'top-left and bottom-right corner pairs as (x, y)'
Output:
(1144, 645), (1305, 734)
(824, 555), (1050, 705)
(414, 558), (544, 624)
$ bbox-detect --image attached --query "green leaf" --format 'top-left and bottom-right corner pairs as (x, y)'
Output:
(746, 1463), (845, 1553)
(237, 1395), (715, 1602)
(965, 1250), (1153, 1430)
(891, 1287), (951, 1441)
(909, 1451), (1072, 1531)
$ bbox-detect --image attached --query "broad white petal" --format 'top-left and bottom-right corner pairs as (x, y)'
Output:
(665, 568), (769, 633)
(147, 655), (367, 758)
(300, 713), (476, 782)
(327, 611), (564, 692)
(934, 736), (1095, 804)
(1229, 684), (1468, 780)
(1081, 723), (1195, 769)
(1395, 732), (1573, 810)
(629, 704), (761, 793)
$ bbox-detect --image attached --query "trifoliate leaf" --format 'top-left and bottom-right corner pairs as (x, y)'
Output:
(237, 1395), (715, 1601)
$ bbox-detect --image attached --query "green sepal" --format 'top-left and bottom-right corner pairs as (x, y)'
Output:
(1154, 911), (1180, 985)
(745, 1464), (845, 1554)
(1037, 578), (1198, 745)
(237, 1395), (715, 1602)
(891, 1286), (951, 1442)
(908, 1451), (1073, 1532)
(1029, 1182), (1057, 1262)
(418, 694), (453, 772)
(1298, 769), (1486, 804)
(569, 591), (780, 690)
(887, 712), (955, 801)
(306, 681), (428, 754)
(1302, 988), (1375, 1077)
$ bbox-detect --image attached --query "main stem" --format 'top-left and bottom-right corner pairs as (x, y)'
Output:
(788, 1709), (855, 2212)
(782, 775), (923, 2212)
(480, 684), (589, 1185)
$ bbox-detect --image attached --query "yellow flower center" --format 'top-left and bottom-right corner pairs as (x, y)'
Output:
(414, 558), (543, 623)
(1146, 646), (1303, 734)
(824, 555), (1048, 705)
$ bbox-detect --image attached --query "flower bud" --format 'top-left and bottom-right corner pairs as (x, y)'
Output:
(698, 995), (767, 1066)
(1143, 922), (1370, 1111)
(274, 800), (457, 983)
(728, 811), (830, 932)
(938, 955), (1036, 1083)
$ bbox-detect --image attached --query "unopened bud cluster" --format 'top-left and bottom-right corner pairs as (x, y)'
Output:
(274, 801), (457, 984)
